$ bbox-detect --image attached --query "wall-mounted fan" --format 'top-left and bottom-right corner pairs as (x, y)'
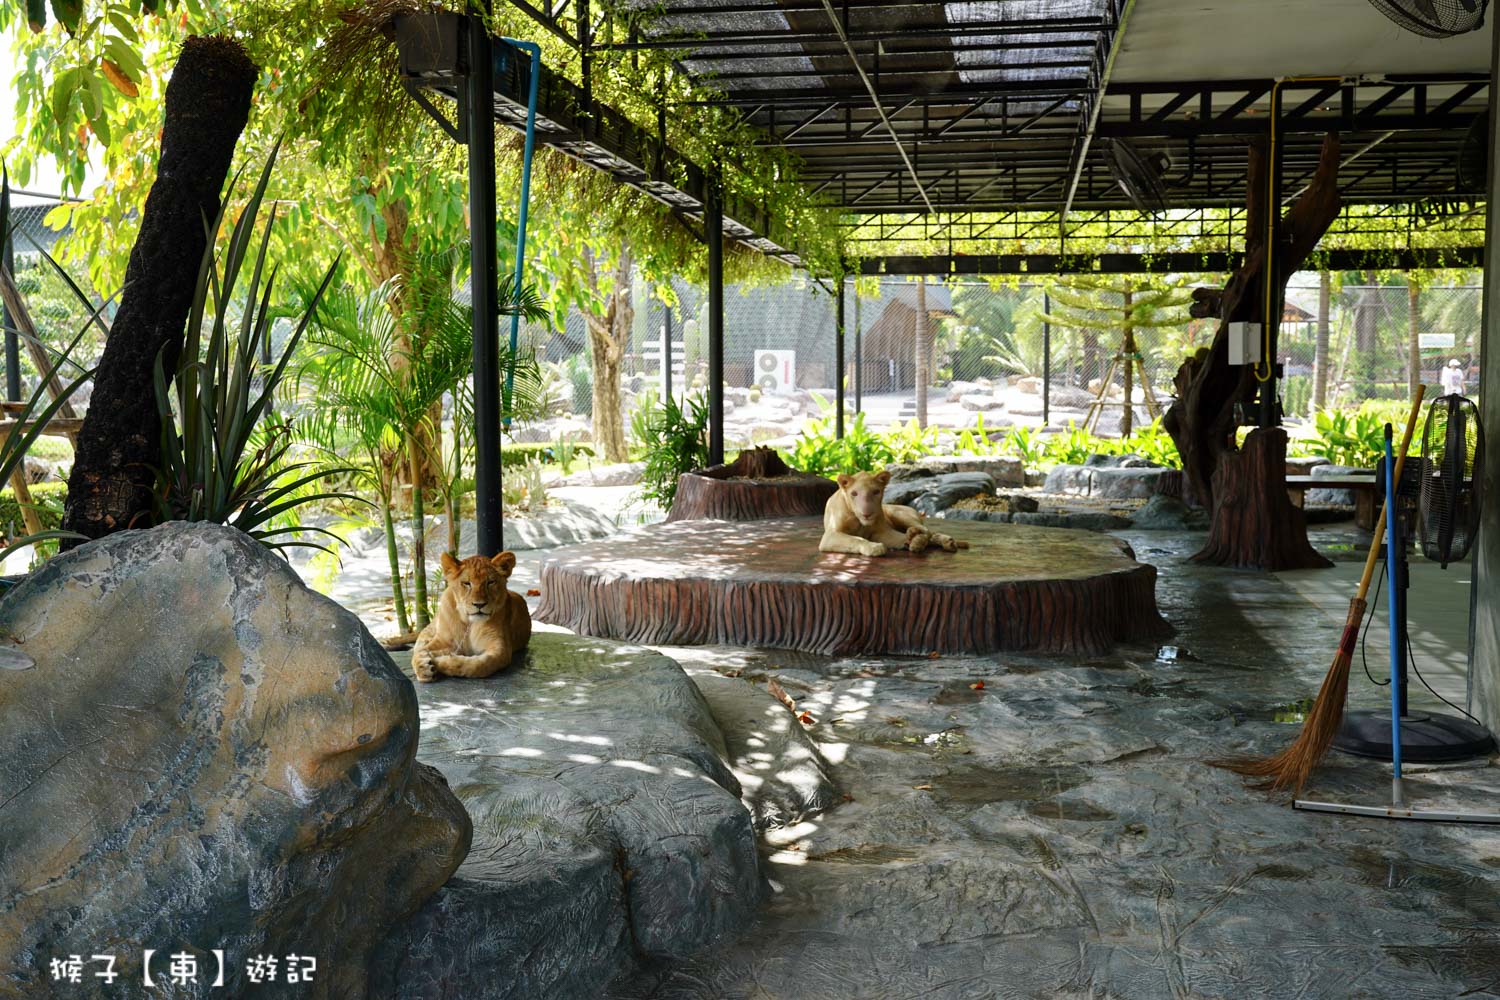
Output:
(1419, 392), (1483, 568)
(1458, 115), (1488, 194)
(1366, 0), (1489, 36)
(1107, 139), (1171, 214)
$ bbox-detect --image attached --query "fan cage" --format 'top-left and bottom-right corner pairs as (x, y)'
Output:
(1366, 0), (1489, 38)
(1418, 394), (1484, 567)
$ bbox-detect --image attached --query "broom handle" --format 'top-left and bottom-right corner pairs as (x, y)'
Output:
(1353, 385), (1426, 600)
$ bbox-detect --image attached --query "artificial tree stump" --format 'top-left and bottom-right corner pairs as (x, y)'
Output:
(536, 517), (1170, 656)
(668, 446), (837, 522)
(1194, 427), (1332, 571)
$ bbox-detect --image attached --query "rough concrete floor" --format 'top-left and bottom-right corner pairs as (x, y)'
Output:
(317, 517), (1500, 999)
(599, 528), (1500, 1000)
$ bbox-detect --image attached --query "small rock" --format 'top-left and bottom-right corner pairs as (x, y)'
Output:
(1131, 494), (1210, 531)
(959, 393), (1004, 412)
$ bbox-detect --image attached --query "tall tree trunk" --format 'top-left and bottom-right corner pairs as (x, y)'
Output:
(586, 241), (633, 463)
(63, 36), (257, 543)
(914, 277), (929, 427)
(1407, 277), (1422, 398)
(1312, 269), (1331, 413)
(1164, 132), (1342, 569)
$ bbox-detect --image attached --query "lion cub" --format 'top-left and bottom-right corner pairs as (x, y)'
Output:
(412, 552), (532, 682)
(820, 470), (968, 557)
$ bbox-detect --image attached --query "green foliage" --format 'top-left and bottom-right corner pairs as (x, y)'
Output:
(502, 441), (594, 467)
(1300, 400), (1412, 468)
(637, 393), (710, 509)
(781, 410), (896, 478)
(501, 458), (549, 513)
(152, 149), (355, 554)
(0, 481), (67, 537)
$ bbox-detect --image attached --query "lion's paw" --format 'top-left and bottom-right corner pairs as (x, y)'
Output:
(412, 652), (438, 683)
(906, 528), (931, 553)
(931, 533), (961, 553)
(861, 541), (888, 557)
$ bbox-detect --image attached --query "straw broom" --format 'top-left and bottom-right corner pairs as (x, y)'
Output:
(1216, 386), (1426, 793)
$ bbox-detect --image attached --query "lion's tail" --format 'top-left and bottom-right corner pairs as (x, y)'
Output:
(955, 539), (971, 549)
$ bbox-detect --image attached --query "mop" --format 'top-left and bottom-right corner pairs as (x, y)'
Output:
(1295, 424), (1500, 824)
(1214, 387), (1425, 792)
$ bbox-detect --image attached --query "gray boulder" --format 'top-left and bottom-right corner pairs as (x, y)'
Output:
(959, 393), (1004, 412)
(1130, 494), (1210, 531)
(375, 635), (762, 1000)
(1043, 463), (1168, 500)
(913, 454), (1025, 488)
(883, 472), (996, 514)
(691, 672), (839, 833)
(1084, 453), (1163, 470)
(1306, 463), (1367, 506)
(0, 523), (469, 999)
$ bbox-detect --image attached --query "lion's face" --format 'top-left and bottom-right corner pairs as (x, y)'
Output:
(440, 552), (517, 622)
(837, 471), (890, 525)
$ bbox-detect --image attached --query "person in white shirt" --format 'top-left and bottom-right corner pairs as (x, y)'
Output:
(1441, 358), (1466, 397)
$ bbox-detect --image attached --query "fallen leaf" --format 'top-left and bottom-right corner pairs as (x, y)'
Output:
(969, 680), (985, 690)
(723, 668), (743, 678)
(913, 784), (933, 791)
(927, 652), (941, 659)
(767, 678), (797, 712)
(841, 793), (855, 802)
(797, 711), (816, 726)
(525, 588), (541, 597)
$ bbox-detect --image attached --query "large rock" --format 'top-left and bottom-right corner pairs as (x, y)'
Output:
(1042, 463), (1169, 500)
(1130, 494), (1210, 531)
(552, 460), (645, 488)
(882, 471), (996, 513)
(0, 523), (469, 999)
(691, 672), (839, 833)
(959, 393), (1004, 412)
(1306, 463), (1366, 506)
(374, 634), (762, 1000)
(914, 454), (1025, 487)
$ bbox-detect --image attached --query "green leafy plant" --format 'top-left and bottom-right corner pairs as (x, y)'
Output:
(781, 410), (895, 478)
(1003, 425), (1047, 470)
(501, 457), (549, 512)
(151, 148), (354, 555)
(637, 392), (710, 509)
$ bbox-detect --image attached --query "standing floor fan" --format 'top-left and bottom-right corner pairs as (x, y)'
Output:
(1331, 392), (1495, 763)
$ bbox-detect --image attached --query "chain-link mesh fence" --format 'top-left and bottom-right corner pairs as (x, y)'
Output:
(498, 273), (1487, 452)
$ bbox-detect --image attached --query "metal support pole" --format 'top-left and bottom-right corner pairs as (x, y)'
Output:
(835, 277), (845, 439)
(662, 301), (673, 401)
(854, 289), (862, 412)
(2, 226), (18, 401)
(1042, 290), (1051, 427)
(706, 178), (725, 465)
(1260, 84), (1285, 428)
(466, 13), (503, 556)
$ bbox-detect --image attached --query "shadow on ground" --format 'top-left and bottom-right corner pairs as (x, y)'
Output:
(605, 527), (1500, 1000)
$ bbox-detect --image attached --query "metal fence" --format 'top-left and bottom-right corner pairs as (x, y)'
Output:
(507, 273), (1486, 450)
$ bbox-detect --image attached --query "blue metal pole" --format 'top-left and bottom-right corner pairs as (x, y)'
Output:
(1383, 423), (1405, 805)
(501, 37), (541, 428)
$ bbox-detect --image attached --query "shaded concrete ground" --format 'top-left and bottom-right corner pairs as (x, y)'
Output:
(319, 512), (1500, 999)
(603, 528), (1500, 1000)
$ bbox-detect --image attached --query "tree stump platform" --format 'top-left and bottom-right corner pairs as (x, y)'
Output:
(535, 517), (1170, 657)
(668, 447), (837, 522)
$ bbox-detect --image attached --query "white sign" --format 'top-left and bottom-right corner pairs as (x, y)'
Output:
(1419, 332), (1456, 349)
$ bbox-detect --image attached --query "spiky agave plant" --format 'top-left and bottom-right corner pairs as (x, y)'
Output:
(151, 143), (358, 556)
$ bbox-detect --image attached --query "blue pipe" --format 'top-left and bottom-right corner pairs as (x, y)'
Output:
(1383, 424), (1405, 802)
(501, 37), (541, 429)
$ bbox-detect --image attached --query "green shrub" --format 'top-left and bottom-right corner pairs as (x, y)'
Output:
(0, 482), (67, 539)
(638, 393), (709, 509)
(780, 410), (896, 477)
(501, 441), (594, 466)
